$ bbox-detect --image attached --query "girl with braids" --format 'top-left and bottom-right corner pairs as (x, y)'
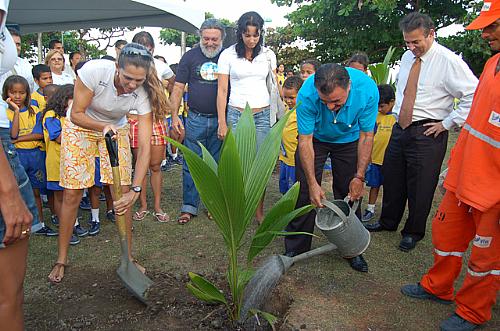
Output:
(48, 43), (170, 283)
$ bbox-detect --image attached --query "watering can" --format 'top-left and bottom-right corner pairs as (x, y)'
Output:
(315, 198), (370, 259)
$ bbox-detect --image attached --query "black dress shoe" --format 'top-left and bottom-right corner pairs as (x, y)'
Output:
(364, 221), (387, 232)
(347, 254), (368, 272)
(399, 236), (417, 252)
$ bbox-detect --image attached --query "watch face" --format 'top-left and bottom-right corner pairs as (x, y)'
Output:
(133, 186), (141, 192)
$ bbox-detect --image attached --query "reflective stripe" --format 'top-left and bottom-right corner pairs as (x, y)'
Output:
(434, 248), (464, 257)
(467, 268), (500, 277)
(464, 123), (500, 148)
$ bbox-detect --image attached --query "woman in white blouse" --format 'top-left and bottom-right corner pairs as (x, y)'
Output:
(45, 49), (74, 85)
(217, 11), (278, 222)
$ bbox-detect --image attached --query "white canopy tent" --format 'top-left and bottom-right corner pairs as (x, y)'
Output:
(7, 0), (205, 34)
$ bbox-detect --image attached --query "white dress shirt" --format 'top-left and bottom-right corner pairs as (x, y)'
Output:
(0, 56), (35, 92)
(394, 41), (478, 130)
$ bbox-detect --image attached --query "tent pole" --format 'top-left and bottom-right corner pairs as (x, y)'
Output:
(37, 32), (42, 63)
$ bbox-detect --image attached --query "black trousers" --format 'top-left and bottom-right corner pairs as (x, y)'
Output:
(285, 138), (359, 254)
(380, 122), (448, 240)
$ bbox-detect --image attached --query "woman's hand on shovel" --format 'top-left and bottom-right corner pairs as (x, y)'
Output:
(114, 190), (139, 216)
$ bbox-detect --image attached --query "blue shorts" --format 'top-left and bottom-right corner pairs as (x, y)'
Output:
(94, 157), (102, 188)
(17, 148), (46, 193)
(47, 181), (64, 191)
(0, 128), (43, 248)
(227, 105), (270, 152)
(279, 161), (296, 194)
(366, 163), (383, 188)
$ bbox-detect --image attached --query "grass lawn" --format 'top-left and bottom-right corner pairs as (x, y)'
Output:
(24, 130), (499, 330)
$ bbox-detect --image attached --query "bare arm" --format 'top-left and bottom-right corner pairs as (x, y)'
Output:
(12, 133), (43, 143)
(299, 134), (325, 208)
(166, 76), (176, 94)
(168, 82), (186, 135)
(216, 73), (229, 140)
(0, 141), (33, 245)
(6, 99), (20, 139)
(348, 131), (374, 200)
(70, 77), (106, 132)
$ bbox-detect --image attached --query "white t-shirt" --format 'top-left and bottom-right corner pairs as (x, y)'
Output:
(0, 0), (17, 129)
(73, 59), (151, 128)
(154, 58), (174, 80)
(52, 71), (75, 85)
(218, 45), (276, 109)
(0, 57), (35, 92)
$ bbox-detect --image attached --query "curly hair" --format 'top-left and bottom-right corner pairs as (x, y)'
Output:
(44, 84), (74, 118)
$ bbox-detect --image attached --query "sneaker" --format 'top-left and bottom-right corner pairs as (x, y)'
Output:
(51, 214), (59, 227)
(106, 210), (115, 222)
(99, 192), (106, 201)
(79, 196), (91, 210)
(440, 313), (479, 331)
(69, 234), (80, 245)
(401, 283), (452, 305)
(88, 221), (100, 236)
(33, 225), (59, 236)
(362, 210), (375, 222)
(74, 224), (89, 237)
(160, 158), (174, 172)
(173, 155), (184, 166)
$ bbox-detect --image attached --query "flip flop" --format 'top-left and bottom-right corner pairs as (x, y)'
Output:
(206, 211), (213, 220)
(48, 262), (67, 284)
(177, 213), (193, 224)
(153, 212), (170, 223)
(133, 210), (149, 221)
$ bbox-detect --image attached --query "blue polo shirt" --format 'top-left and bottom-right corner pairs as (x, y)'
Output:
(296, 67), (379, 144)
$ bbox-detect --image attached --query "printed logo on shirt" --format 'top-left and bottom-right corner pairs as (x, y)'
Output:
(98, 81), (109, 87)
(473, 235), (492, 248)
(489, 111), (500, 128)
(481, 2), (492, 11)
(199, 62), (218, 81)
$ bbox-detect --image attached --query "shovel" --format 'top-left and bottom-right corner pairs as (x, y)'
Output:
(239, 243), (337, 322)
(105, 131), (153, 304)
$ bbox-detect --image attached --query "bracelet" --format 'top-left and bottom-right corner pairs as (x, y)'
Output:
(353, 174), (365, 182)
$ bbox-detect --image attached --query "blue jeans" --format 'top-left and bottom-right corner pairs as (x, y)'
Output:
(181, 111), (222, 216)
(0, 128), (42, 248)
(226, 106), (270, 152)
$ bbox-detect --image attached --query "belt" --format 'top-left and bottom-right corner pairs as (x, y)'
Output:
(409, 119), (440, 127)
(190, 109), (218, 117)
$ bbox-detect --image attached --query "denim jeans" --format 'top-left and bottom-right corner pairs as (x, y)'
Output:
(181, 111), (222, 216)
(226, 106), (270, 152)
(0, 128), (42, 248)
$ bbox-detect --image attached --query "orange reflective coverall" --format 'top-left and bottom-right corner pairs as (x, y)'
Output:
(420, 53), (500, 325)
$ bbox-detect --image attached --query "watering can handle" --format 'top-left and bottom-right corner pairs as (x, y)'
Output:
(321, 199), (348, 223)
(344, 196), (360, 213)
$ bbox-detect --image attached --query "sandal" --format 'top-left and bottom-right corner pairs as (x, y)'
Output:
(133, 210), (149, 221)
(206, 211), (214, 220)
(48, 262), (67, 284)
(177, 213), (193, 224)
(153, 212), (170, 223)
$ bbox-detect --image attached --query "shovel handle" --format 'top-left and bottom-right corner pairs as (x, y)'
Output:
(104, 131), (127, 240)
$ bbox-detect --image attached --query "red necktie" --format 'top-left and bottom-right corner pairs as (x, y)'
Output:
(399, 57), (421, 129)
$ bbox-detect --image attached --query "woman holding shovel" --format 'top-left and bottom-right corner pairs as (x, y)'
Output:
(48, 43), (170, 283)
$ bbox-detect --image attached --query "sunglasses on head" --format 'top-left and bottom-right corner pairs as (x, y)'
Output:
(120, 45), (153, 60)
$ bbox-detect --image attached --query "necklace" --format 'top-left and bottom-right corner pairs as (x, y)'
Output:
(332, 110), (339, 124)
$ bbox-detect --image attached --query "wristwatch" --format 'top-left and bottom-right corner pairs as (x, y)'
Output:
(131, 186), (142, 193)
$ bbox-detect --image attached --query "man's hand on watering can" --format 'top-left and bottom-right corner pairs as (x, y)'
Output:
(348, 176), (365, 201)
(309, 182), (326, 208)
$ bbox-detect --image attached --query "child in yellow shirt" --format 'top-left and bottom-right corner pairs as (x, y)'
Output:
(362, 84), (397, 221)
(279, 76), (303, 194)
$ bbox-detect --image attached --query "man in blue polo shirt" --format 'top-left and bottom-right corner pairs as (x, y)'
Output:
(285, 63), (378, 272)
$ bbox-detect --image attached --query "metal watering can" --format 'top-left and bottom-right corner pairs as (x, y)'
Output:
(315, 198), (370, 258)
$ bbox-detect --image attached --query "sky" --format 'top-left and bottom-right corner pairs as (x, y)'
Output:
(104, 0), (296, 64)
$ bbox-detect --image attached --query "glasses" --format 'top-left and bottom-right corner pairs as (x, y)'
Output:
(120, 46), (153, 60)
(50, 58), (63, 62)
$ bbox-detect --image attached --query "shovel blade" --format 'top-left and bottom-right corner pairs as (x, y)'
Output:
(117, 259), (153, 304)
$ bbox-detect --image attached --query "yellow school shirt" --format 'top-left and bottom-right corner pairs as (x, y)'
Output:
(31, 89), (46, 112)
(279, 110), (298, 166)
(42, 110), (65, 182)
(277, 73), (285, 87)
(371, 112), (397, 165)
(6, 105), (44, 150)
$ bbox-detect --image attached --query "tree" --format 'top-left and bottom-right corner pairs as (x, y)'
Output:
(20, 27), (131, 63)
(159, 12), (234, 47)
(271, 0), (471, 65)
(265, 26), (315, 71)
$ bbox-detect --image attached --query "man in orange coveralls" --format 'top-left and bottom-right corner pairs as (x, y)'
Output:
(400, 2), (500, 331)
